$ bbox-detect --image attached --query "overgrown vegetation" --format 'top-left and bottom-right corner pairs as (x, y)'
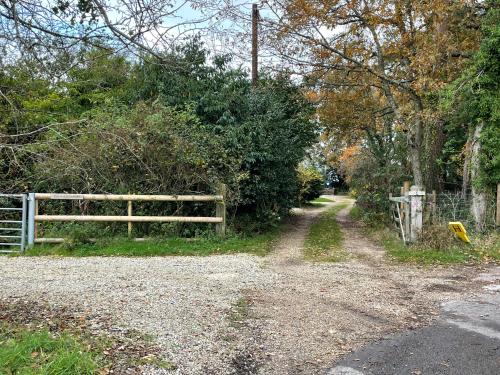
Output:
(1, 1), (498, 245)
(0, 300), (174, 374)
(0, 324), (99, 374)
(1, 42), (316, 236)
(297, 166), (324, 205)
(351, 206), (500, 265)
(303, 203), (349, 262)
(309, 1), (499, 231)
(24, 226), (285, 257)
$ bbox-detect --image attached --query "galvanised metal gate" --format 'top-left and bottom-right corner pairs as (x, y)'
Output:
(0, 194), (27, 253)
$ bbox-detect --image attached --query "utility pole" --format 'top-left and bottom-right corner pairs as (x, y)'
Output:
(252, 3), (259, 87)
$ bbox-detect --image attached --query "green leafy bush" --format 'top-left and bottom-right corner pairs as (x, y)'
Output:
(297, 166), (324, 204)
(2, 42), (317, 234)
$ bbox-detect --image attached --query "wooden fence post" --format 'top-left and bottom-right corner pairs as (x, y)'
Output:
(34, 199), (39, 239)
(127, 199), (133, 237)
(216, 184), (227, 237)
(431, 190), (437, 223)
(496, 183), (500, 227)
(403, 181), (411, 193)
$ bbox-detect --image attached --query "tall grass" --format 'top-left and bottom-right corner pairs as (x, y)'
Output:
(24, 227), (285, 257)
(350, 206), (500, 265)
(0, 324), (99, 374)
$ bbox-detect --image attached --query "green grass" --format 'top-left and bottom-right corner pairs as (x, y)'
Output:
(302, 196), (335, 208)
(24, 228), (285, 257)
(303, 203), (349, 262)
(350, 206), (500, 265)
(375, 228), (475, 264)
(348, 205), (363, 220)
(0, 324), (99, 375)
(311, 197), (334, 203)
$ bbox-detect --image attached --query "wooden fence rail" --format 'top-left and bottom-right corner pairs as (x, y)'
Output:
(27, 188), (226, 247)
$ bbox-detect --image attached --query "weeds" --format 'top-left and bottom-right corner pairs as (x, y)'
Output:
(351, 206), (500, 265)
(228, 297), (250, 329)
(0, 324), (99, 375)
(0, 300), (174, 374)
(303, 203), (349, 262)
(24, 226), (286, 257)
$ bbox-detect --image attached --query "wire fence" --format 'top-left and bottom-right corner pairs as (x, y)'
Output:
(424, 191), (497, 233)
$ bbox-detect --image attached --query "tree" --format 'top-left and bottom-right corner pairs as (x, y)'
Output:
(0, 0), (229, 66)
(441, 2), (500, 230)
(1, 41), (317, 232)
(260, 0), (483, 188)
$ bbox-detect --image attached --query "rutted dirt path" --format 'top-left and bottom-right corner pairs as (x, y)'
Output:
(237, 196), (486, 375)
(0, 196), (495, 375)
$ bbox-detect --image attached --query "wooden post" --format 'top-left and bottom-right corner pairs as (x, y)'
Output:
(403, 181), (411, 194)
(215, 184), (227, 237)
(431, 190), (437, 223)
(409, 186), (425, 242)
(127, 200), (133, 237)
(496, 183), (500, 227)
(34, 199), (39, 239)
(251, 4), (259, 87)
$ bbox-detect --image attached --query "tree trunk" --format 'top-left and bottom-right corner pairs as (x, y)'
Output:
(462, 126), (474, 198)
(408, 98), (424, 188)
(470, 121), (487, 232)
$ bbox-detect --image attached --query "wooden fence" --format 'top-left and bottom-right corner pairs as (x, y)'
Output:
(27, 188), (226, 247)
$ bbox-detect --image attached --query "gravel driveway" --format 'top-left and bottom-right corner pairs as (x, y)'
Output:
(0, 197), (494, 374)
(0, 255), (274, 374)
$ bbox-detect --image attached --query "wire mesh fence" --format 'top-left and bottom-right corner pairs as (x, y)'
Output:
(424, 191), (497, 233)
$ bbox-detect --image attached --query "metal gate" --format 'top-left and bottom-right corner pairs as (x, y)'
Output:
(0, 194), (27, 253)
(389, 195), (409, 243)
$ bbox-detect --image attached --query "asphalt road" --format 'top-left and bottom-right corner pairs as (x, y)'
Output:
(326, 268), (500, 375)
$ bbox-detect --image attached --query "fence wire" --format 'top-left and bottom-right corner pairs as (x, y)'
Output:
(425, 191), (497, 233)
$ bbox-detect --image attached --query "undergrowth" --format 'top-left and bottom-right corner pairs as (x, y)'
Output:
(350, 205), (500, 265)
(23, 226), (286, 257)
(0, 324), (99, 375)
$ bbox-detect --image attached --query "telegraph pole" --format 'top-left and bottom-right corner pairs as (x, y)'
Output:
(251, 4), (259, 87)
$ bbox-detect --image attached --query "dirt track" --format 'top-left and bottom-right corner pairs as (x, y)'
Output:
(0, 197), (493, 374)
(231, 196), (485, 375)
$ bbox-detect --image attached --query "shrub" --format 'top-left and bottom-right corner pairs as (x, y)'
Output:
(297, 166), (324, 204)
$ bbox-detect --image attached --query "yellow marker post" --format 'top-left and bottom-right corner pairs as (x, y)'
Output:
(448, 222), (471, 243)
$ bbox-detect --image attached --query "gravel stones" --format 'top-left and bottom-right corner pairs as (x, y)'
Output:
(0, 197), (492, 374)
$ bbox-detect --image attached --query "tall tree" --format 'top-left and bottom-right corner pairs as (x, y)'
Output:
(260, 0), (483, 187)
(441, 2), (500, 230)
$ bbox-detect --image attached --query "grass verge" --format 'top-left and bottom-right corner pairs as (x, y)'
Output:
(311, 197), (334, 203)
(303, 203), (349, 262)
(0, 300), (174, 374)
(350, 206), (500, 265)
(23, 227), (285, 257)
(0, 324), (99, 374)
